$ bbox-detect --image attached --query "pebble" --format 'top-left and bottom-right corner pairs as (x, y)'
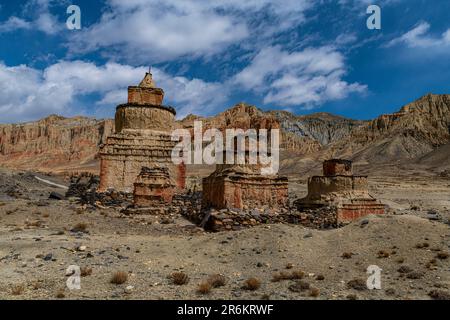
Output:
(125, 286), (134, 294)
(43, 253), (53, 261)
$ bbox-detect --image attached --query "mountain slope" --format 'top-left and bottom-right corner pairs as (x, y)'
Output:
(0, 115), (114, 172)
(327, 94), (450, 163)
(0, 94), (449, 174)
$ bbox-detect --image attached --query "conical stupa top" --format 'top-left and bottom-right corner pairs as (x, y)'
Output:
(139, 72), (156, 88)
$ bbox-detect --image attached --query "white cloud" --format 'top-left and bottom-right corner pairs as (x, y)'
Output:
(69, 0), (313, 63)
(0, 0), (62, 35)
(0, 61), (228, 123)
(0, 17), (32, 32)
(233, 46), (366, 108)
(388, 22), (450, 48)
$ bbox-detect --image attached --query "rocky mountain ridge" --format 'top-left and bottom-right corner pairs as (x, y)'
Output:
(1, 94), (449, 173)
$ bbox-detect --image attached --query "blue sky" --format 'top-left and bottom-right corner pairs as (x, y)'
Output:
(0, 0), (449, 123)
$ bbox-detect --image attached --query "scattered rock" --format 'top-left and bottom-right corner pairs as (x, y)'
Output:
(49, 192), (65, 201)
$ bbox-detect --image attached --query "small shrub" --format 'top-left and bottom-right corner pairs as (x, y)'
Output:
(415, 242), (429, 249)
(55, 290), (65, 299)
(171, 272), (189, 285)
(436, 252), (449, 260)
(207, 274), (226, 288)
(309, 287), (320, 297)
(11, 284), (24, 296)
(32, 281), (43, 290)
(385, 288), (396, 296)
(27, 220), (42, 227)
(271, 270), (304, 282)
(288, 280), (310, 293)
(110, 271), (128, 284)
(341, 252), (353, 259)
(347, 279), (367, 291)
(291, 270), (305, 280)
(316, 274), (325, 281)
(197, 282), (212, 295)
(377, 250), (390, 258)
(243, 278), (261, 291)
(397, 266), (413, 274)
(426, 259), (438, 269)
(72, 222), (88, 233)
(80, 267), (93, 277)
(406, 271), (424, 279)
(428, 290), (450, 300)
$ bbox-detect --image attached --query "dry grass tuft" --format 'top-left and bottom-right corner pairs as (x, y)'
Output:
(26, 220), (42, 227)
(426, 258), (438, 269)
(207, 274), (226, 288)
(415, 242), (430, 249)
(171, 272), (189, 285)
(80, 267), (93, 277)
(428, 290), (450, 300)
(347, 279), (367, 291)
(55, 290), (65, 299)
(341, 252), (353, 259)
(243, 278), (261, 291)
(11, 284), (25, 296)
(309, 287), (320, 297)
(397, 266), (413, 274)
(197, 282), (212, 295)
(436, 252), (449, 260)
(271, 270), (305, 282)
(377, 250), (390, 258)
(406, 271), (424, 279)
(72, 222), (88, 233)
(110, 271), (128, 285)
(288, 280), (310, 293)
(285, 263), (294, 269)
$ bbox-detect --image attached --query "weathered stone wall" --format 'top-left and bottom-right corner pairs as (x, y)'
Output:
(115, 105), (175, 133)
(128, 86), (164, 105)
(323, 159), (353, 176)
(295, 159), (385, 225)
(337, 203), (386, 223)
(133, 167), (174, 207)
(202, 174), (289, 210)
(98, 131), (179, 193)
(307, 175), (369, 198)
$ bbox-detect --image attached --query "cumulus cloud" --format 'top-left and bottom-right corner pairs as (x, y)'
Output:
(0, 0), (62, 35)
(0, 61), (228, 123)
(0, 17), (32, 32)
(69, 0), (313, 63)
(233, 46), (366, 108)
(387, 22), (450, 49)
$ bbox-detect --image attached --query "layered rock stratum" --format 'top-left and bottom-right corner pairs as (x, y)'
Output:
(0, 94), (449, 174)
(0, 115), (113, 172)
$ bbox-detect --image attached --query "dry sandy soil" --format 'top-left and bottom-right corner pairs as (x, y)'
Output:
(0, 167), (449, 300)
